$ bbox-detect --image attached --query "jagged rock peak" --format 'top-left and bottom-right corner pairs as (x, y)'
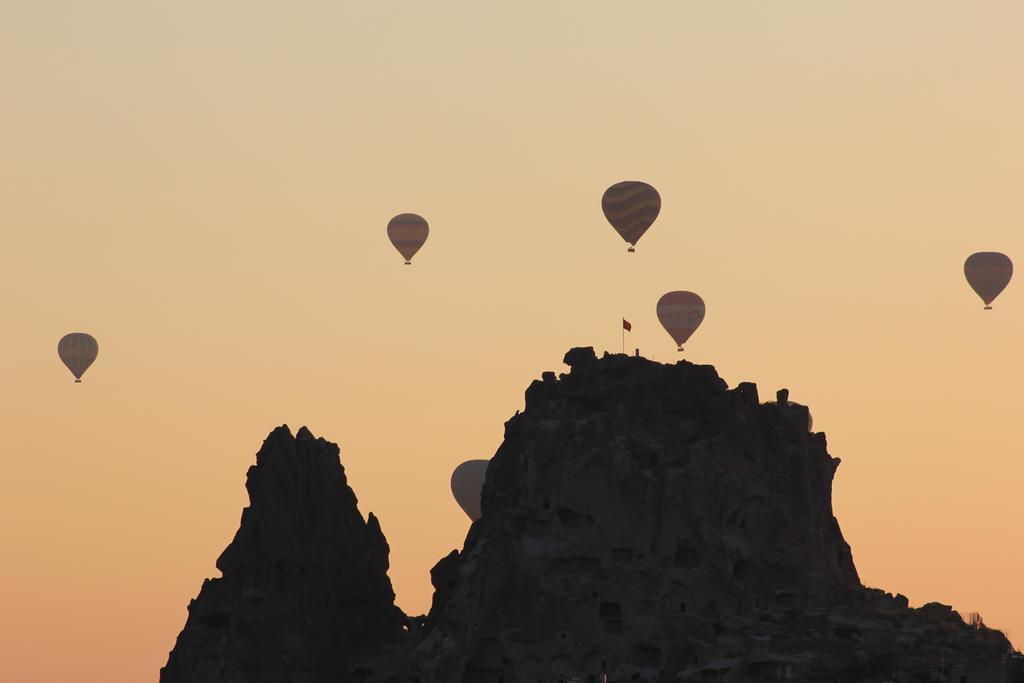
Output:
(161, 425), (407, 683)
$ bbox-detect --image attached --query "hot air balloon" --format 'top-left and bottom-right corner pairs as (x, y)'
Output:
(601, 181), (661, 252)
(964, 252), (1013, 309)
(58, 333), (98, 383)
(656, 291), (705, 352)
(451, 459), (488, 522)
(387, 213), (429, 264)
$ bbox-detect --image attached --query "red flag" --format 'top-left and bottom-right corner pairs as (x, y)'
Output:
(623, 319), (632, 332)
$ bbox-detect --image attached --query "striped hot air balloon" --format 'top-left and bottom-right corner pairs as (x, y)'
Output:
(656, 292), (705, 352)
(58, 333), (98, 383)
(964, 252), (1013, 309)
(601, 181), (661, 252)
(451, 459), (488, 522)
(387, 213), (429, 264)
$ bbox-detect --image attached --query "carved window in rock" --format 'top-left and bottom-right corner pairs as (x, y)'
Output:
(732, 559), (753, 579)
(557, 507), (594, 529)
(611, 547), (633, 563)
(775, 592), (796, 608)
(673, 541), (700, 568)
(700, 600), (720, 618)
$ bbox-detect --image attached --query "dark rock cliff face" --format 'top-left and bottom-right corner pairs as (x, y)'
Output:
(405, 348), (1011, 682)
(160, 425), (407, 683)
(162, 350), (1013, 683)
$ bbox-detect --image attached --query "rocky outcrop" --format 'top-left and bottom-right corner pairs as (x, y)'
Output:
(162, 351), (1013, 683)
(160, 425), (408, 683)
(405, 348), (1011, 682)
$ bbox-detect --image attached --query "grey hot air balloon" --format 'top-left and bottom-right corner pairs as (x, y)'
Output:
(656, 291), (705, 352)
(964, 252), (1013, 309)
(602, 181), (661, 252)
(451, 459), (488, 522)
(58, 333), (98, 383)
(387, 213), (429, 264)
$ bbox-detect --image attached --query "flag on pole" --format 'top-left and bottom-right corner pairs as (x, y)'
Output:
(623, 319), (632, 332)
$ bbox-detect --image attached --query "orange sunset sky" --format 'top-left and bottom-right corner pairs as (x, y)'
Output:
(1, 2), (1021, 681)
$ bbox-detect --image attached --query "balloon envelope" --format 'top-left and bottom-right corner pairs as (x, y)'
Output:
(387, 213), (429, 264)
(656, 291), (705, 350)
(964, 252), (1012, 308)
(601, 181), (661, 251)
(58, 333), (98, 382)
(451, 459), (488, 522)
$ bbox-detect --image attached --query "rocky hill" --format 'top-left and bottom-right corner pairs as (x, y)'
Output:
(406, 348), (1012, 681)
(162, 349), (1014, 682)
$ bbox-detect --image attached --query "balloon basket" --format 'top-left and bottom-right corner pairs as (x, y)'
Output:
(985, 305), (992, 310)
(404, 261), (411, 265)
(627, 247), (636, 253)
(75, 379), (82, 383)
(677, 347), (684, 353)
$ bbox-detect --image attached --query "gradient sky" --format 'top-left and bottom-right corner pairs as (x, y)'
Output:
(1, 2), (1022, 681)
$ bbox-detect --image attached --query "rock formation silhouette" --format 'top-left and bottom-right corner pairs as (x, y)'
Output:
(162, 349), (1015, 682)
(160, 426), (407, 683)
